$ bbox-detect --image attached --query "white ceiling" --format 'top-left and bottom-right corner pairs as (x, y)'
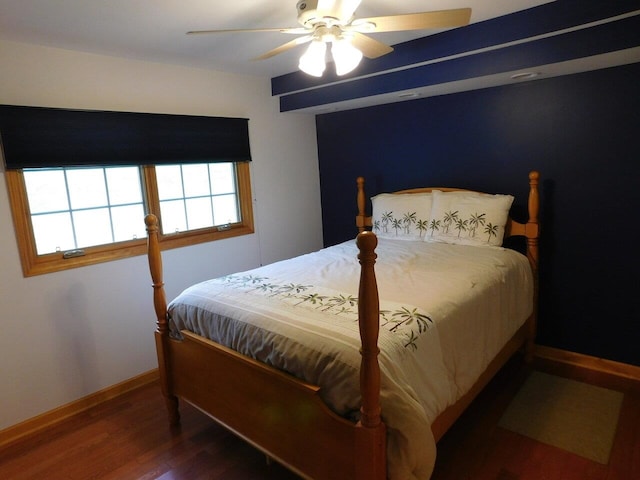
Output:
(0, 0), (555, 78)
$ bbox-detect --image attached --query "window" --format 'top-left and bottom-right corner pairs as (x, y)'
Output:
(23, 166), (147, 255)
(0, 105), (254, 276)
(156, 163), (240, 234)
(5, 161), (253, 276)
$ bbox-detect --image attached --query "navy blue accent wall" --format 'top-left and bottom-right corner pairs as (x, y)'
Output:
(316, 62), (640, 366)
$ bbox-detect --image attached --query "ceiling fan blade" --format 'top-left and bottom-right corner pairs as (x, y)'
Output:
(317, 0), (362, 21)
(254, 35), (313, 60)
(353, 8), (472, 33)
(187, 27), (308, 35)
(350, 32), (393, 59)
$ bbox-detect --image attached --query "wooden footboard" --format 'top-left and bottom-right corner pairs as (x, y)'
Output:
(145, 216), (386, 480)
(161, 331), (384, 479)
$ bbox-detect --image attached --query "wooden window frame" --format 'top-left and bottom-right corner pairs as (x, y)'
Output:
(5, 162), (254, 277)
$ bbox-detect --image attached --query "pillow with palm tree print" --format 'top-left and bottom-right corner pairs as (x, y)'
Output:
(371, 193), (432, 240)
(425, 190), (514, 247)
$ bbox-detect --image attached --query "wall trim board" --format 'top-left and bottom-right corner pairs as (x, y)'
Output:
(534, 345), (640, 393)
(0, 369), (159, 449)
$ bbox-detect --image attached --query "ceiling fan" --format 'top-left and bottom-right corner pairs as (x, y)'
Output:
(188, 0), (472, 77)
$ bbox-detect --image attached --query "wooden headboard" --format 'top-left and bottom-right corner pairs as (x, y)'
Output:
(355, 171), (540, 277)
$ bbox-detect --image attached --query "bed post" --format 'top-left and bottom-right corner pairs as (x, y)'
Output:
(355, 231), (386, 479)
(145, 214), (180, 425)
(525, 171), (540, 362)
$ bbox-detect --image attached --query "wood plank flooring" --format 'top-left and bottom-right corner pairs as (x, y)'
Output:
(432, 358), (640, 480)
(1, 356), (638, 479)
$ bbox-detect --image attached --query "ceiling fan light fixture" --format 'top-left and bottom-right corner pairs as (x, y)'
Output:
(299, 39), (327, 77)
(331, 37), (363, 75)
(188, 2), (473, 78)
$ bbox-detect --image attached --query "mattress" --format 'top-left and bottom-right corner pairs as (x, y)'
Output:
(167, 237), (533, 479)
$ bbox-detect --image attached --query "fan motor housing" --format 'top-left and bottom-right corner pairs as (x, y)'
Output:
(297, 0), (321, 27)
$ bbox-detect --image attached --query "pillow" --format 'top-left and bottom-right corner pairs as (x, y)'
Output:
(371, 193), (432, 240)
(425, 190), (514, 247)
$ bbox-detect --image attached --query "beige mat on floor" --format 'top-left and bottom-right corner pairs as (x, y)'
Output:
(498, 371), (624, 464)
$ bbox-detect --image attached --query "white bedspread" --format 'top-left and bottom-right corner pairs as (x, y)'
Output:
(168, 238), (533, 479)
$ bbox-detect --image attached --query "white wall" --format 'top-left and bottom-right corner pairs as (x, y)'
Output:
(0, 40), (323, 430)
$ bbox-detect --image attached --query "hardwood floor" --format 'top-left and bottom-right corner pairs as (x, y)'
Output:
(1, 356), (638, 479)
(432, 357), (640, 480)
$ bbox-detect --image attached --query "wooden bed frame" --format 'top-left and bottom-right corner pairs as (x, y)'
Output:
(145, 171), (540, 480)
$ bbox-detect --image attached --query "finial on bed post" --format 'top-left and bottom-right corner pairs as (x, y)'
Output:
(356, 231), (382, 428)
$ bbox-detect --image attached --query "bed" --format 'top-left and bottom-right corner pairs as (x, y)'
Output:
(145, 170), (540, 480)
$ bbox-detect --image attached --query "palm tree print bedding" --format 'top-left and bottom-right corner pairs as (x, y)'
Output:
(219, 274), (433, 351)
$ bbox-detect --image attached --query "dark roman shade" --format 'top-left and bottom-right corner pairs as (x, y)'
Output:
(0, 105), (251, 169)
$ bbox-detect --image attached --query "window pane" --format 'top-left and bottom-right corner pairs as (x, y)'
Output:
(157, 163), (241, 233)
(22, 166), (147, 255)
(182, 164), (211, 197)
(23, 169), (69, 214)
(186, 197), (214, 230)
(67, 169), (108, 209)
(112, 204), (146, 242)
(210, 163), (236, 195)
(31, 212), (75, 254)
(73, 208), (113, 247)
(160, 199), (187, 233)
(106, 167), (143, 205)
(212, 194), (239, 225)
(156, 165), (184, 200)
(8, 161), (253, 275)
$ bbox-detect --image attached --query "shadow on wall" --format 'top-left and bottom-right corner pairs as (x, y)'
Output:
(49, 281), (101, 396)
